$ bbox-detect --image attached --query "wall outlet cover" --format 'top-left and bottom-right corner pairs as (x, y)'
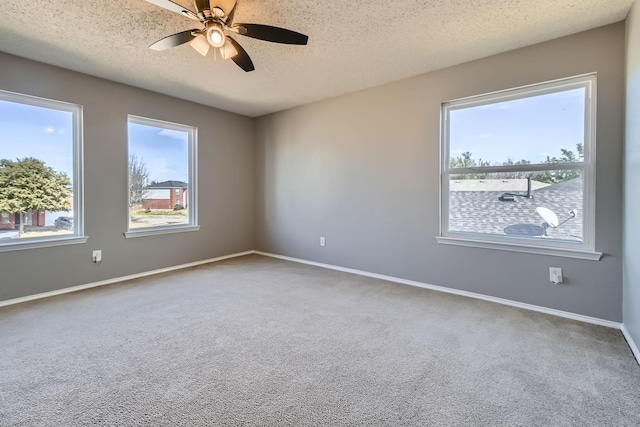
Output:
(549, 267), (563, 284)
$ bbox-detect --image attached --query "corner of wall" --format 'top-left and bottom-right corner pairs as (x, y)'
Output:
(623, 0), (640, 365)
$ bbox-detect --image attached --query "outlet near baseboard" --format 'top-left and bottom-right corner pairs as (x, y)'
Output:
(549, 267), (562, 284)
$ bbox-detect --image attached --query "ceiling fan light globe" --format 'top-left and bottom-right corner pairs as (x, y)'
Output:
(190, 34), (211, 56)
(221, 40), (238, 59)
(207, 26), (226, 48)
(210, 31), (222, 44)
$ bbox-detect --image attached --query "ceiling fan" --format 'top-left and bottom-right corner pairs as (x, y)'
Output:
(145, 0), (308, 72)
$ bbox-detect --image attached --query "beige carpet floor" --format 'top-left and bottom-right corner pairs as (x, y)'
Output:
(0, 254), (639, 426)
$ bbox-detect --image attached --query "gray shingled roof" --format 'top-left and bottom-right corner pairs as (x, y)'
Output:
(449, 178), (583, 241)
(147, 181), (188, 189)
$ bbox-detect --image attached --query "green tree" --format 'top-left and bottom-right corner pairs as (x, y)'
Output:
(493, 158), (531, 179)
(450, 152), (491, 179)
(0, 157), (71, 233)
(449, 144), (583, 183)
(531, 143), (584, 183)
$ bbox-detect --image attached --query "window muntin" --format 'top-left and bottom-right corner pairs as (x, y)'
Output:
(440, 74), (596, 255)
(0, 90), (84, 247)
(127, 115), (197, 234)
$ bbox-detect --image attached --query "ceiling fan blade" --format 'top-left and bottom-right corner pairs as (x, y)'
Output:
(149, 30), (196, 51)
(145, 0), (197, 18)
(226, 37), (254, 72)
(234, 24), (308, 45)
(225, 1), (238, 25)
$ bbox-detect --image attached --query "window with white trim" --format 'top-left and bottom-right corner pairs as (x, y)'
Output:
(126, 115), (198, 237)
(438, 74), (599, 260)
(0, 90), (85, 251)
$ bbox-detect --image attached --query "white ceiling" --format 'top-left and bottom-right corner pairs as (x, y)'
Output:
(0, 0), (634, 117)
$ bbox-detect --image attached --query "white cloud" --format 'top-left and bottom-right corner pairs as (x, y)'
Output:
(158, 129), (187, 140)
(44, 126), (55, 134)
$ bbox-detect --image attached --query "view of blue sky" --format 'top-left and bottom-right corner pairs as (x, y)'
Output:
(128, 122), (189, 183)
(3, 89), (581, 183)
(1, 100), (189, 185)
(0, 99), (74, 182)
(449, 88), (586, 165)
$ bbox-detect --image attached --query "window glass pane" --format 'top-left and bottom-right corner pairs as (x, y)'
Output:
(449, 88), (585, 167)
(128, 118), (193, 230)
(0, 95), (79, 242)
(448, 171), (583, 242)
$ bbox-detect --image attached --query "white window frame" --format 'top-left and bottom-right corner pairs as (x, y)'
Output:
(124, 115), (199, 238)
(0, 90), (86, 252)
(437, 74), (601, 261)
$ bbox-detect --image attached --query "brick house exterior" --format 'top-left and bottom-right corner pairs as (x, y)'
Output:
(142, 181), (189, 210)
(0, 210), (46, 230)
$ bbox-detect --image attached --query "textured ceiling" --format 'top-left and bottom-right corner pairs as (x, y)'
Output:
(0, 0), (634, 117)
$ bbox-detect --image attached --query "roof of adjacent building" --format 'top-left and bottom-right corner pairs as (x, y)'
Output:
(450, 179), (551, 192)
(449, 178), (583, 241)
(147, 181), (188, 189)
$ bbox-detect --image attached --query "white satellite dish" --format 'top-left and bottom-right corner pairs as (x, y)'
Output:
(536, 207), (559, 227)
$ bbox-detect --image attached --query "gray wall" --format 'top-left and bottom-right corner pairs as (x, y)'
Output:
(624, 2), (640, 349)
(255, 23), (625, 322)
(0, 52), (255, 302)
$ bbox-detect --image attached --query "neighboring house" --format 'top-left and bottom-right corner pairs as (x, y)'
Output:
(449, 178), (583, 241)
(0, 196), (73, 230)
(142, 181), (189, 210)
(0, 210), (46, 230)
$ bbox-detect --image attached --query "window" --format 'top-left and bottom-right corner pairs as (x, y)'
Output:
(0, 90), (85, 251)
(438, 74), (600, 260)
(125, 115), (198, 237)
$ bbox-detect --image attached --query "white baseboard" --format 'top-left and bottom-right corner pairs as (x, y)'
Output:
(2, 248), (630, 350)
(254, 251), (622, 330)
(621, 324), (640, 366)
(0, 251), (254, 308)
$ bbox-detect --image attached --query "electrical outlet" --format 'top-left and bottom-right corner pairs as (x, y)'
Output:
(320, 237), (326, 247)
(549, 267), (562, 284)
(92, 250), (102, 263)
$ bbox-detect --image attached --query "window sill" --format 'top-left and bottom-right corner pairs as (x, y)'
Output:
(0, 236), (89, 252)
(124, 225), (200, 239)
(435, 236), (602, 261)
